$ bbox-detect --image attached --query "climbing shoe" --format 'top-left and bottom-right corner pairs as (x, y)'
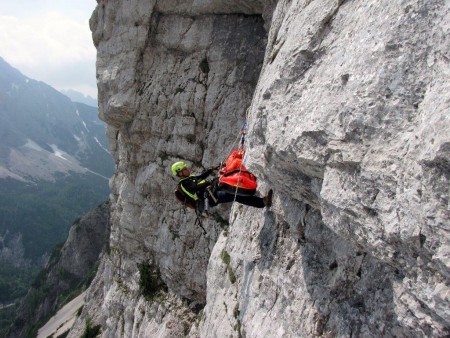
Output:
(263, 189), (273, 207)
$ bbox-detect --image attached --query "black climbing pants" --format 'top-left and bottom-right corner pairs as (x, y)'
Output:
(210, 190), (265, 208)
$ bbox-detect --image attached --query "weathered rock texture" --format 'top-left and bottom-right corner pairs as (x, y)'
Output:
(70, 0), (449, 337)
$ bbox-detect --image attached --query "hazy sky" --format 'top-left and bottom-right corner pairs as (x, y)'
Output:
(0, 0), (98, 98)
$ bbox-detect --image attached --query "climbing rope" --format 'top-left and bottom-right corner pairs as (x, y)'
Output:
(218, 126), (243, 170)
(214, 120), (250, 206)
(172, 116), (252, 236)
(232, 123), (248, 204)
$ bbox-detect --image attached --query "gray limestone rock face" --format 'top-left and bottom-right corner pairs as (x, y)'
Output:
(71, 0), (449, 337)
(71, 0), (268, 337)
(241, 0), (449, 336)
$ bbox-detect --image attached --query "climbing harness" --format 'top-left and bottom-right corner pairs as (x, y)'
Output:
(173, 113), (259, 235)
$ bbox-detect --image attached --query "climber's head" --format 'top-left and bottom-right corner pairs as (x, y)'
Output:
(171, 161), (189, 177)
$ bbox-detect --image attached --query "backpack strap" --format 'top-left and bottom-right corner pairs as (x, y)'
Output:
(175, 183), (197, 209)
(175, 177), (208, 235)
(179, 176), (207, 201)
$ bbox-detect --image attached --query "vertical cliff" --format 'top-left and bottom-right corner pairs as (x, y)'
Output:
(70, 0), (449, 337)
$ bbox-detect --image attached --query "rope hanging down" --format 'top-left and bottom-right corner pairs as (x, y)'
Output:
(233, 122), (248, 203)
(239, 122), (247, 149)
(216, 120), (258, 201)
(218, 121), (248, 170)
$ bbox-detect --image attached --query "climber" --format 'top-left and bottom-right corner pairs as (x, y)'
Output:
(171, 161), (273, 210)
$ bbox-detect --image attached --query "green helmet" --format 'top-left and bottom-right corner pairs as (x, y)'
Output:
(171, 161), (187, 176)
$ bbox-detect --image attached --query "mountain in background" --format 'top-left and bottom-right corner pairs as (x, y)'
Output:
(60, 89), (98, 108)
(5, 202), (110, 338)
(0, 57), (114, 314)
(0, 57), (111, 182)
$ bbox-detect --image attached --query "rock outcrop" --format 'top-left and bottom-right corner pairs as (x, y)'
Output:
(7, 202), (110, 338)
(70, 0), (449, 337)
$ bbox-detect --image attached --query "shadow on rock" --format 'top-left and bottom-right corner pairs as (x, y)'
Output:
(266, 198), (416, 337)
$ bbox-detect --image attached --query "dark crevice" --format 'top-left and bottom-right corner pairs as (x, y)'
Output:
(309, 0), (349, 49)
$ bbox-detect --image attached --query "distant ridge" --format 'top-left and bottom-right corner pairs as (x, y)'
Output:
(60, 89), (98, 107)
